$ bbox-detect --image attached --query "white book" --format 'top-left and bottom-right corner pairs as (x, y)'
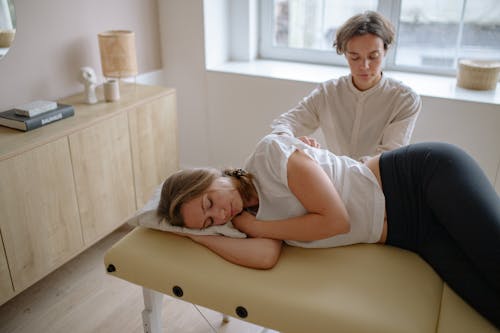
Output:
(14, 100), (58, 117)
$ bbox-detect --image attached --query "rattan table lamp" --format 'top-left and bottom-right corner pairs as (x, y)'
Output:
(98, 30), (138, 99)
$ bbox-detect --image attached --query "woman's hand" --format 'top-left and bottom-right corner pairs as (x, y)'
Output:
(232, 211), (260, 237)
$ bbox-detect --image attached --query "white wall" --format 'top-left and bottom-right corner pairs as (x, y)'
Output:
(0, 0), (162, 110)
(158, 0), (500, 193)
(205, 71), (314, 168)
(158, 0), (210, 167)
(411, 97), (500, 187)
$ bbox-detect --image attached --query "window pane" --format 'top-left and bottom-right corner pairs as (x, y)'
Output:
(274, 0), (378, 51)
(395, 0), (500, 70)
(460, 1), (500, 61)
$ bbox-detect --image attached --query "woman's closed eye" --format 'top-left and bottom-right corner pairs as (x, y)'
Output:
(348, 51), (380, 61)
(203, 217), (214, 229)
(202, 196), (214, 229)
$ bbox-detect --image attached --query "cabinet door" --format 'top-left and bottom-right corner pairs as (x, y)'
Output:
(0, 231), (13, 306)
(69, 113), (136, 245)
(0, 138), (83, 292)
(128, 93), (179, 207)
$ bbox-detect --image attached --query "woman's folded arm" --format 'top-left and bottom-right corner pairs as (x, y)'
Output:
(187, 234), (282, 269)
(233, 149), (350, 241)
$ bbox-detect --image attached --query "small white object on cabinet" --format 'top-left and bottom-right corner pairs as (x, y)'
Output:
(78, 66), (98, 104)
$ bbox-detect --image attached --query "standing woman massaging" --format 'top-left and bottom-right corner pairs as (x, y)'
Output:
(157, 134), (500, 328)
(272, 11), (421, 161)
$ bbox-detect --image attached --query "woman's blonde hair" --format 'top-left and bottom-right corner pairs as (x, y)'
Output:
(157, 168), (256, 227)
(333, 11), (395, 55)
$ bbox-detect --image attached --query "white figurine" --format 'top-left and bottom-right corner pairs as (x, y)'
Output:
(78, 66), (98, 104)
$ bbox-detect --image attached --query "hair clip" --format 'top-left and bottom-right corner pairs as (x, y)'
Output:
(225, 168), (247, 179)
(233, 168), (247, 178)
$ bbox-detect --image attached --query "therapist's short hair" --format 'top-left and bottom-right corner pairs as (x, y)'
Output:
(334, 11), (395, 55)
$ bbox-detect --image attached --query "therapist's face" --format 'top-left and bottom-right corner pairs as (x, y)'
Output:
(180, 177), (244, 229)
(345, 33), (386, 91)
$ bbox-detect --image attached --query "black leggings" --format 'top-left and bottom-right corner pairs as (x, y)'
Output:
(379, 142), (500, 328)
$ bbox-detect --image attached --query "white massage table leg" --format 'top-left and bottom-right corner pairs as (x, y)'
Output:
(141, 287), (271, 333)
(142, 287), (163, 333)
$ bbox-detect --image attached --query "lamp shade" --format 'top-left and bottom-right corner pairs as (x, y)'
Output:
(98, 30), (138, 78)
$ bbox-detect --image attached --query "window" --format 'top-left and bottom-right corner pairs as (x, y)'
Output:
(259, 0), (500, 75)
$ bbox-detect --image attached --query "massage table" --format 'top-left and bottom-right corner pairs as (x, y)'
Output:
(104, 226), (498, 333)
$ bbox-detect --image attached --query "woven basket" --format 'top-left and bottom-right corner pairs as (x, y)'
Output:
(457, 59), (500, 91)
(0, 29), (15, 48)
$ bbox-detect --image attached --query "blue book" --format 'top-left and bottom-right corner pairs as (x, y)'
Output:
(0, 103), (74, 131)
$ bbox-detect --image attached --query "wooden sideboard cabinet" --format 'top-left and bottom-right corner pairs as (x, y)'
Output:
(69, 113), (136, 245)
(0, 137), (83, 295)
(0, 232), (13, 305)
(0, 84), (178, 305)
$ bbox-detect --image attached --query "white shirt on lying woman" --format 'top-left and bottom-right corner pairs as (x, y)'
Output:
(244, 134), (385, 248)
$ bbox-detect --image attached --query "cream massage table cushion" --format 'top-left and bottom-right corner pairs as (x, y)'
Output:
(106, 184), (498, 333)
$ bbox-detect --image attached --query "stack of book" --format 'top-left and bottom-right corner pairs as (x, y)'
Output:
(0, 100), (75, 131)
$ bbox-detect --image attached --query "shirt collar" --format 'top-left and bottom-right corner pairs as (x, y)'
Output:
(347, 72), (386, 97)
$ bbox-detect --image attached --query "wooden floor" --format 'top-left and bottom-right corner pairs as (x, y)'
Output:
(0, 225), (278, 333)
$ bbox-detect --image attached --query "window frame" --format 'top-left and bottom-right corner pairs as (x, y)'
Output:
(258, 0), (491, 77)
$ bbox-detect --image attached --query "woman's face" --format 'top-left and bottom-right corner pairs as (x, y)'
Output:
(345, 33), (386, 91)
(181, 177), (244, 229)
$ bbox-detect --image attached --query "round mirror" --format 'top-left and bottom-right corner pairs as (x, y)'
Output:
(0, 0), (16, 59)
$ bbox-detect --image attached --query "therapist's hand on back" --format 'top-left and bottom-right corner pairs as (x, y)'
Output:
(298, 136), (321, 148)
(276, 133), (320, 149)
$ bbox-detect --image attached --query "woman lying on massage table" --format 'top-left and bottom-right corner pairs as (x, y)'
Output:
(156, 134), (500, 328)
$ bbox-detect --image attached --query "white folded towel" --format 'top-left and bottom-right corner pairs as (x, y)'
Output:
(126, 184), (247, 239)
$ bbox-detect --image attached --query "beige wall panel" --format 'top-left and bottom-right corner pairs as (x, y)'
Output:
(69, 114), (136, 245)
(128, 94), (179, 208)
(0, 138), (82, 292)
